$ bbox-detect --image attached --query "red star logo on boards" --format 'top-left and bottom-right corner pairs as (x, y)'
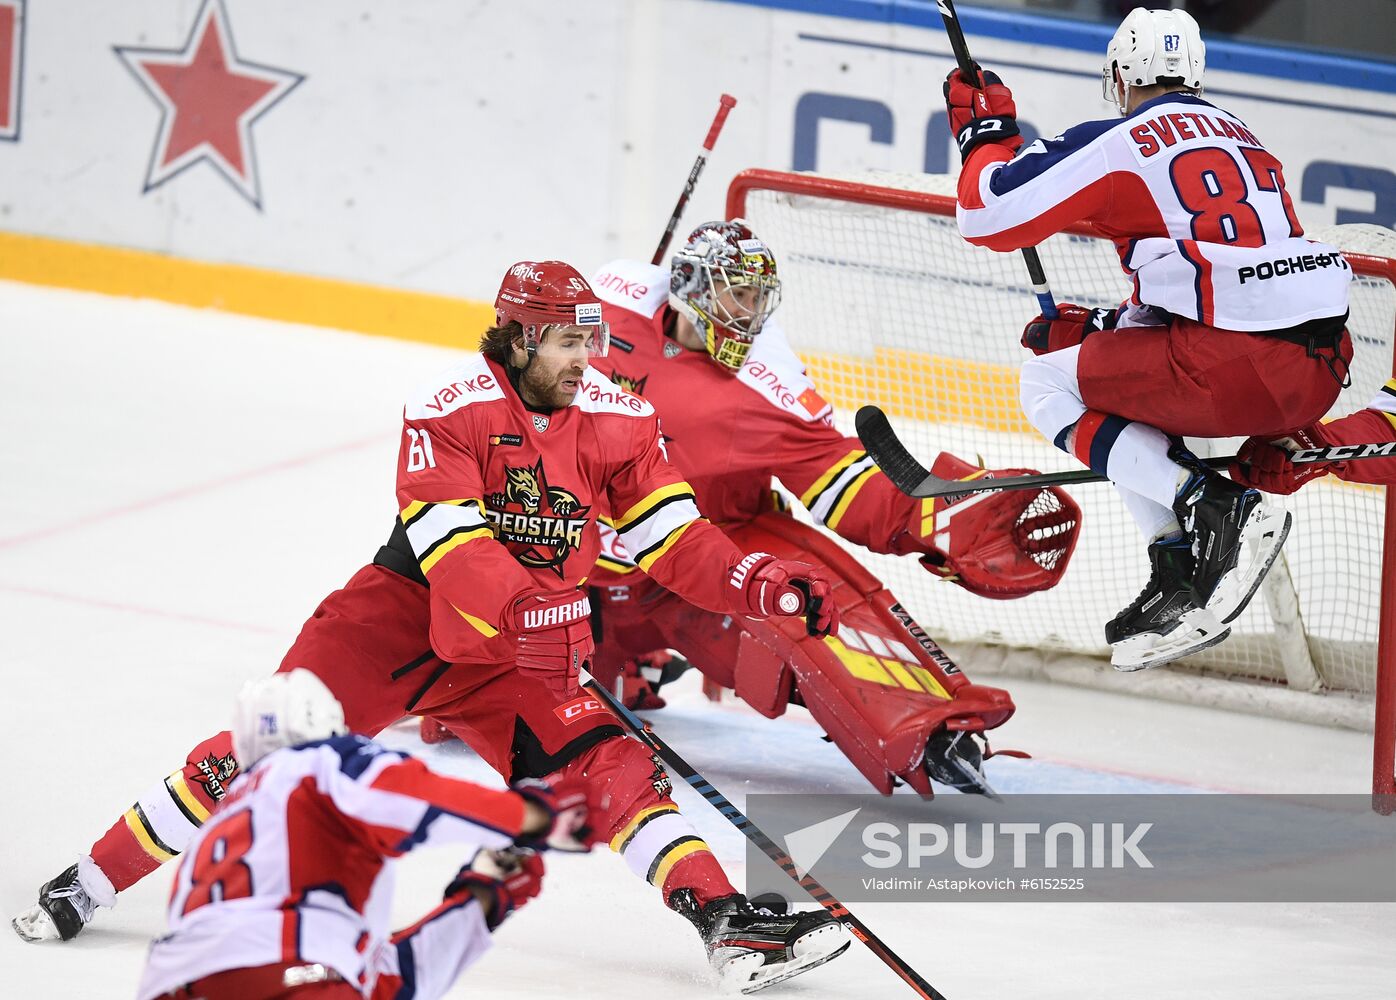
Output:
(114, 0), (302, 208)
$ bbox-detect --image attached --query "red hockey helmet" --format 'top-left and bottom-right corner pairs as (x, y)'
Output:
(495, 260), (609, 357)
(669, 220), (781, 372)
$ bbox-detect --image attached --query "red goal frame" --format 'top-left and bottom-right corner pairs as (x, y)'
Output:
(727, 167), (1396, 810)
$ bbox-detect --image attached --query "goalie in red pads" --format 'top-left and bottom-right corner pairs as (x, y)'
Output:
(572, 221), (1080, 797)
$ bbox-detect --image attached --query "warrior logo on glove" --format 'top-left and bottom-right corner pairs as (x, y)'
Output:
(484, 459), (592, 576)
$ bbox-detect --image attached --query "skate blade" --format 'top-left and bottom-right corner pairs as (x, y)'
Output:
(948, 747), (1002, 801)
(725, 925), (852, 994)
(12, 906), (60, 943)
(1111, 608), (1230, 671)
(1208, 506), (1292, 625)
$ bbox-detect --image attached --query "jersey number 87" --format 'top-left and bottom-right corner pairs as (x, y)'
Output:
(1171, 145), (1303, 247)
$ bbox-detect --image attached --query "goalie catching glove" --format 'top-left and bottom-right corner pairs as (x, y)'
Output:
(1022, 303), (1118, 356)
(943, 65), (1022, 162)
(730, 553), (839, 637)
(915, 452), (1081, 599)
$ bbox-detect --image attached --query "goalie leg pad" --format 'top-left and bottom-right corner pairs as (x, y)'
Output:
(726, 514), (1017, 796)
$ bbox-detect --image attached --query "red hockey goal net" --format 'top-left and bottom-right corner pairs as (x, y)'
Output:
(727, 168), (1396, 806)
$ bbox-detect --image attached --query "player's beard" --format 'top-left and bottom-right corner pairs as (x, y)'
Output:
(518, 355), (586, 410)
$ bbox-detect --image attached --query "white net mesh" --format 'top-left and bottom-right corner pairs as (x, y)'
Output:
(736, 170), (1394, 705)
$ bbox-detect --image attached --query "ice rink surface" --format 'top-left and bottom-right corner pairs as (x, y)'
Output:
(2, 280), (1392, 998)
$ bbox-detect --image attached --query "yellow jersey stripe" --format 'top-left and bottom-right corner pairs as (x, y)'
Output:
(1383, 410), (1396, 432)
(799, 449), (863, 508)
(614, 482), (696, 530)
(825, 466), (881, 532)
(166, 771), (211, 824)
(124, 807), (177, 863)
(609, 804), (678, 853)
(419, 527), (493, 575)
(651, 839), (710, 887)
(452, 605), (500, 638)
(636, 520), (696, 573)
(400, 500), (430, 524)
(595, 555), (639, 576)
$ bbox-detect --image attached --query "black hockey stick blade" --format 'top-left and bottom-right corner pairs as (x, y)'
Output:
(856, 405), (1231, 499)
(581, 674), (949, 1000)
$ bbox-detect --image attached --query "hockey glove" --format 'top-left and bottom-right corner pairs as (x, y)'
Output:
(1021, 303), (1118, 356)
(944, 65), (1021, 162)
(501, 588), (595, 685)
(445, 850), (545, 931)
(1231, 424), (1334, 495)
(730, 553), (839, 638)
(511, 775), (605, 853)
(915, 452), (1081, 599)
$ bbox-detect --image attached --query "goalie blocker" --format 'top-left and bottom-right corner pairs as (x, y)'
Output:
(592, 457), (1079, 796)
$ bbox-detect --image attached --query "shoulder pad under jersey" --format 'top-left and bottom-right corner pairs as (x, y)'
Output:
(591, 259), (669, 319)
(572, 366), (656, 418)
(404, 354), (506, 421)
(737, 317), (832, 423)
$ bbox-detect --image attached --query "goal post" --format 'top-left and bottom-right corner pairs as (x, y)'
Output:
(725, 168), (1396, 806)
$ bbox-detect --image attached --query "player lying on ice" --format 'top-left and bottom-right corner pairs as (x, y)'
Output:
(425, 220), (1083, 800)
(135, 670), (599, 1000)
(15, 261), (852, 994)
(946, 7), (1353, 670)
(1229, 379), (1396, 492)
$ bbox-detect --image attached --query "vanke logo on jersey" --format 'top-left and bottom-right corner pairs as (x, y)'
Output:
(485, 458), (590, 576)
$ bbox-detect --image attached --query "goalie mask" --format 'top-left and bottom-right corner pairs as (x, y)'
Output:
(917, 453), (1082, 600)
(669, 220), (781, 372)
(495, 260), (610, 360)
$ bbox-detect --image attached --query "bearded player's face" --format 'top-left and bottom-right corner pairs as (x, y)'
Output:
(517, 325), (590, 408)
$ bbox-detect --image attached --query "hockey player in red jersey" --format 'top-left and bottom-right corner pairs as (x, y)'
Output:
(1230, 379), (1396, 492)
(947, 7), (1352, 669)
(16, 261), (850, 994)
(136, 670), (594, 1000)
(570, 221), (1081, 797)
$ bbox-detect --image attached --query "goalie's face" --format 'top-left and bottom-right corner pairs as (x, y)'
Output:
(688, 267), (782, 372)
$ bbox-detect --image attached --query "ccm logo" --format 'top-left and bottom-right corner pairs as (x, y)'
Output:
(554, 696), (608, 725)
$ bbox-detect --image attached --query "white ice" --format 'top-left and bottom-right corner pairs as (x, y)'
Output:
(1, 281), (1391, 999)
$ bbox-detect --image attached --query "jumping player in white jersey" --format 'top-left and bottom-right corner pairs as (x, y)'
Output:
(946, 7), (1353, 669)
(134, 670), (598, 1000)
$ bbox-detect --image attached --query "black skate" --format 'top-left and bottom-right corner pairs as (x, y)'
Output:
(1107, 536), (1230, 671)
(923, 729), (998, 798)
(12, 864), (105, 943)
(670, 889), (850, 993)
(1172, 468), (1291, 625)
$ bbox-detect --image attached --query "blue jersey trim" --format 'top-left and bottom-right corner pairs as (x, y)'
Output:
(707, 0), (1396, 94)
(986, 116), (1116, 197)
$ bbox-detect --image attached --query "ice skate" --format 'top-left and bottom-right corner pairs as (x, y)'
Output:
(1108, 536), (1230, 671)
(1173, 469), (1291, 624)
(923, 729), (999, 797)
(12, 861), (114, 943)
(670, 889), (850, 993)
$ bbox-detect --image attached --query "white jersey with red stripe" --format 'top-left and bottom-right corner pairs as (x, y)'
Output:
(136, 735), (523, 1000)
(957, 92), (1351, 332)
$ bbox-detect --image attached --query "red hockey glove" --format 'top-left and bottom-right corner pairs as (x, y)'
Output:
(1021, 303), (1118, 356)
(1230, 425), (1334, 495)
(512, 775), (605, 853)
(944, 65), (1021, 162)
(916, 452), (1081, 599)
(445, 850), (545, 930)
(501, 588), (594, 685)
(730, 553), (839, 638)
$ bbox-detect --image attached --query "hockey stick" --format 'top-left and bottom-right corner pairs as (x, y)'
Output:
(856, 404), (1393, 500)
(935, 0), (1057, 319)
(651, 94), (738, 265)
(582, 675), (948, 1000)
